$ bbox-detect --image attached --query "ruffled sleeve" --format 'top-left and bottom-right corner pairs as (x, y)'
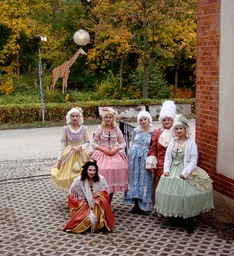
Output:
(81, 126), (90, 150)
(91, 125), (102, 149)
(146, 156), (157, 169)
(116, 127), (126, 150)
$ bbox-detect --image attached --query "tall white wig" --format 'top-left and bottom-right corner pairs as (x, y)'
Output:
(159, 100), (177, 122)
(66, 107), (84, 125)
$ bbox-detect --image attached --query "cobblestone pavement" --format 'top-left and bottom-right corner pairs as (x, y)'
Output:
(1, 159), (234, 256)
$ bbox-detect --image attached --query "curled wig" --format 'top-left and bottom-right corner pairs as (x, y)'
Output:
(101, 107), (117, 128)
(137, 110), (152, 126)
(66, 107), (84, 125)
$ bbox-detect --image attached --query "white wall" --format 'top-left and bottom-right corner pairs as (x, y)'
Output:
(217, 0), (234, 178)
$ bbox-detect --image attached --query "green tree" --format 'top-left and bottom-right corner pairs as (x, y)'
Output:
(85, 0), (196, 98)
(0, 0), (32, 76)
(0, 0), (197, 98)
(129, 59), (170, 99)
(149, 0), (197, 89)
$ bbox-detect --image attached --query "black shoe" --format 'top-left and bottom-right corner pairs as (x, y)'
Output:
(130, 204), (146, 214)
(186, 217), (194, 234)
(140, 210), (150, 215)
(171, 217), (183, 227)
(186, 227), (194, 234)
(98, 226), (109, 232)
(130, 207), (138, 213)
(130, 206), (141, 214)
(131, 207), (149, 215)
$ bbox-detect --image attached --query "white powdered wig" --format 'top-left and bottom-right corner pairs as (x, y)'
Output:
(137, 110), (152, 125)
(66, 107), (84, 125)
(159, 100), (177, 122)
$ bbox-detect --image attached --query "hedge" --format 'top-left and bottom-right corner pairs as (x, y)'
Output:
(0, 98), (195, 124)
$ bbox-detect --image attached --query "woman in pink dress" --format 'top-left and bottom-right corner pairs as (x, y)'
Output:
(91, 107), (128, 202)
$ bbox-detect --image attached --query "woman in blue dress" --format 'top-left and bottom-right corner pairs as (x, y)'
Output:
(124, 110), (154, 214)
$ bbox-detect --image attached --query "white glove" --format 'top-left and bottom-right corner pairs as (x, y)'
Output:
(145, 156), (157, 169)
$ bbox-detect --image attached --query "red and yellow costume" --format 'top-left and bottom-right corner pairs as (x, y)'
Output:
(63, 175), (114, 233)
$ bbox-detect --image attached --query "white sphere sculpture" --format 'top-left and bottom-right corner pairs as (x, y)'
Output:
(74, 29), (90, 46)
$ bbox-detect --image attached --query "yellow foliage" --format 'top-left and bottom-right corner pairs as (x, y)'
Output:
(65, 94), (70, 102)
(0, 77), (15, 96)
(0, 0), (31, 75)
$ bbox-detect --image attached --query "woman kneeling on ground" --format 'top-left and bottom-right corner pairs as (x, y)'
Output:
(63, 160), (115, 233)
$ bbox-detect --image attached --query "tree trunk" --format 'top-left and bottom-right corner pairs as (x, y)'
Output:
(119, 56), (123, 92)
(16, 52), (20, 76)
(175, 62), (179, 90)
(142, 1), (149, 98)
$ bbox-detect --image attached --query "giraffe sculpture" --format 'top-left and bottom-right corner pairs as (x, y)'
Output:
(51, 48), (87, 94)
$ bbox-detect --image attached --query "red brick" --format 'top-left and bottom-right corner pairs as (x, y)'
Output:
(196, 0), (234, 200)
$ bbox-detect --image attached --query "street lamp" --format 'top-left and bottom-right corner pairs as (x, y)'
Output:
(34, 35), (47, 124)
(73, 29), (90, 46)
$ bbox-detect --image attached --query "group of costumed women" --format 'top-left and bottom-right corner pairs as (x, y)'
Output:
(51, 106), (128, 233)
(51, 102), (214, 235)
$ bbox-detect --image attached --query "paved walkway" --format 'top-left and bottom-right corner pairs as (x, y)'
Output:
(1, 120), (234, 256)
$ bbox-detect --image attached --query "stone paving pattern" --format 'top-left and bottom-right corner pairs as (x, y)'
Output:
(1, 159), (234, 256)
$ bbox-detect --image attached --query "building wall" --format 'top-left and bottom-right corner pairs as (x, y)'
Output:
(196, 0), (234, 200)
(218, 1), (234, 179)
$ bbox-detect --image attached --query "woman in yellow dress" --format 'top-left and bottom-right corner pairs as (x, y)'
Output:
(51, 107), (90, 192)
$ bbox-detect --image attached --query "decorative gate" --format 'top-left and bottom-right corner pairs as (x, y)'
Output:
(119, 121), (135, 154)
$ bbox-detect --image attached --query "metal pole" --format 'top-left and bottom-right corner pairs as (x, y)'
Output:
(38, 47), (45, 124)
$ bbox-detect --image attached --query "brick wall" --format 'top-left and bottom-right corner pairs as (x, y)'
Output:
(196, 0), (234, 199)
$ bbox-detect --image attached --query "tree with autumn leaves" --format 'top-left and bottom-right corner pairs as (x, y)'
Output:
(0, 0), (196, 99)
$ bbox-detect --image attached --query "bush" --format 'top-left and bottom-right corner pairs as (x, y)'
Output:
(66, 90), (99, 102)
(170, 85), (195, 99)
(44, 90), (66, 103)
(95, 71), (120, 100)
(0, 75), (14, 95)
(0, 98), (195, 125)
